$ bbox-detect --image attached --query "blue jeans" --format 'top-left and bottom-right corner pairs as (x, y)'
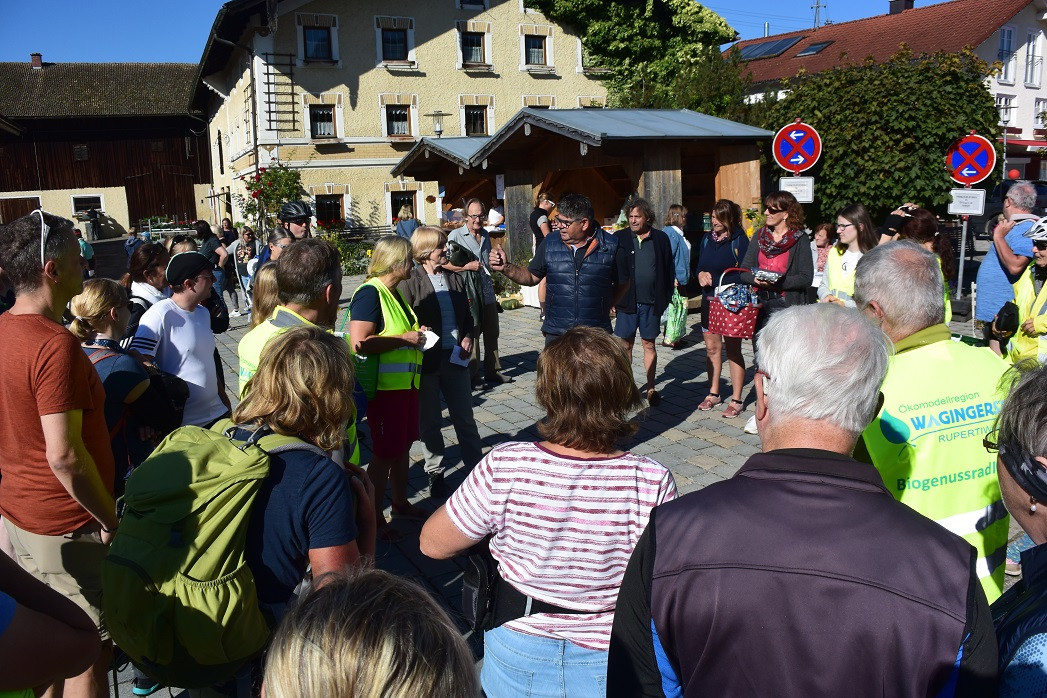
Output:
(481, 625), (607, 698)
(212, 267), (226, 299)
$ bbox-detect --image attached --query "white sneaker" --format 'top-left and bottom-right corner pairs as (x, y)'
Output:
(743, 414), (758, 434)
(229, 310), (242, 317)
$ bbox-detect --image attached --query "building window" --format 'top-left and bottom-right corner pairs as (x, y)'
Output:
(71, 195), (103, 214)
(1035, 98), (1047, 128)
(386, 106), (411, 136)
(463, 106), (488, 136)
(523, 95), (556, 109)
(462, 32), (485, 64)
(999, 26), (1017, 83)
(382, 29), (408, 61)
(997, 94), (1016, 125)
(310, 105), (335, 138)
(315, 195), (344, 223)
(525, 35), (546, 65)
(304, 27), (333, 61)
(73, 144), (89, 161)
(1026, 30), (1043, 87)
(456, 0), (488, 8)
(578, 96), (606, 108)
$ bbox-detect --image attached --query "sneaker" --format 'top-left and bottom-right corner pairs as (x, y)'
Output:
(1006, 560), (1022, 577)
(743, 414), (759, 434)
(428, 472), (448, 499)
(229, 310), (242, 317)
(132, 676), (162, 696)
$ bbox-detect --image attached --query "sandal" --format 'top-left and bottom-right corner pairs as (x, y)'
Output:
(722, 398), (744, 419)
(698, 393), (721, 411)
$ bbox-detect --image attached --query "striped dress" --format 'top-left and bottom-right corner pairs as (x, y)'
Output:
(445, 441), (677, 651)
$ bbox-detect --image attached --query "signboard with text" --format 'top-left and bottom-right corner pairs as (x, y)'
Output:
(948, 187), (986, 216)
(779, 176), (814, 203)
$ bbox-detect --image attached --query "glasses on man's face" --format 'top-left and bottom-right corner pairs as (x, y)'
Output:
(555, 216), (581, 227)
(466, 214), (485, 220)
(32, 209), (51, 267)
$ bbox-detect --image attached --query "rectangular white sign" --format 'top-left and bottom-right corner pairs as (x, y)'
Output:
(948, 188), (986, 216)
(779, 176), (814, 203)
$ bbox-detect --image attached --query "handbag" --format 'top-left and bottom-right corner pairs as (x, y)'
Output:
(664, 289), (687, 344)
(461, 541), (593, 633)
(707, 267), (762, 339)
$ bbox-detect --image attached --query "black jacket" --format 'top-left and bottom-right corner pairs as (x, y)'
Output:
(608, 448), (998, 697)
(614, 227), (676, 318)
(398, 266), (473, 374)
(738, 230), (814, 307)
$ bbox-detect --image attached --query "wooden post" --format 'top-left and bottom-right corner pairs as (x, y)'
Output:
(503, 169), (532, 264)
(638, 142), (682, 224)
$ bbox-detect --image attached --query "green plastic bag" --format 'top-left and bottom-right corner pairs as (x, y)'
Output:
(665, 289), (687, 344)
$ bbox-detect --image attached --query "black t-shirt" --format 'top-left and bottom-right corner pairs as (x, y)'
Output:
(349, 284), (413, 334)
(199, 236), (223, 268)
(528, 232), (631, 285)
(529, 207), (550, 249)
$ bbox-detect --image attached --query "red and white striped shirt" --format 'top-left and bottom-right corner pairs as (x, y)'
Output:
(445, 441), (677, 651)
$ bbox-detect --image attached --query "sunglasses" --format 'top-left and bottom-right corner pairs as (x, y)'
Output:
(32, 209), (51, 267)
(765, 207), (785, 215)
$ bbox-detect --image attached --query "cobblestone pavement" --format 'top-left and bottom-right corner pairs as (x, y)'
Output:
(111, 272), (1017, 695)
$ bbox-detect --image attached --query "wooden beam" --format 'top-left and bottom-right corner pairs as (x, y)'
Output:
(503, 169), (532, 263)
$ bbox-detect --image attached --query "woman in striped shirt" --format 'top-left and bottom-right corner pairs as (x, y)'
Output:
(421, 326), (677, 698)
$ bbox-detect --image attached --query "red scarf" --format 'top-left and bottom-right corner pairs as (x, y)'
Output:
(756, 226), (804, 257)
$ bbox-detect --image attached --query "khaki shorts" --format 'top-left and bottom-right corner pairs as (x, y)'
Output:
(4, 518), (108, 640)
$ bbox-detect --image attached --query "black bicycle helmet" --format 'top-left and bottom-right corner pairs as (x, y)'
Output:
(278, 201), (313, 222)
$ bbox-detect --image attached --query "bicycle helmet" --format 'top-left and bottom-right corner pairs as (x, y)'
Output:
(1022, 215), (1047, 241)
(278, 201), (313, 222)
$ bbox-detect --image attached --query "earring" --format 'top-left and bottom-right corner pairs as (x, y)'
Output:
(1031, 500), (1038, 514)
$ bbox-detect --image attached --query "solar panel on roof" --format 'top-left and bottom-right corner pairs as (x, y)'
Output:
(795, 41), (833, 57)
(738, 35), (803, 60)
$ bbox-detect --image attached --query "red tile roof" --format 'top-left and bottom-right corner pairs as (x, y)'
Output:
(727, 0), (1030, 85)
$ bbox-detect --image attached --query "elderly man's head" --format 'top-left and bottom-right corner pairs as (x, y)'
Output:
(853, 241), (944, 342)
(755, 304), (890, 446)
(1006, 180), (1037, 215)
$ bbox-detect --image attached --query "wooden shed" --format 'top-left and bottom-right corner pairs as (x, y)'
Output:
(392, 108), (772, 260)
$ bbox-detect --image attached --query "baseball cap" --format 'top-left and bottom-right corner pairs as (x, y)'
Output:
(166, 251), (213, 287)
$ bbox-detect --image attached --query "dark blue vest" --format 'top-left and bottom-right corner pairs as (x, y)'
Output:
(542, 229), (619, 336)
(993, 543), (1047, 672)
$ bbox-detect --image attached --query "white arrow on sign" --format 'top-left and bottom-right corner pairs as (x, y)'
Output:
(790, 154), (806, 164)
(789, 130), (805, 140)
(960, 166), (977, 177)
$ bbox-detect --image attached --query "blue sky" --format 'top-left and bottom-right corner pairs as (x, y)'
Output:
(0, 1), (937, 63)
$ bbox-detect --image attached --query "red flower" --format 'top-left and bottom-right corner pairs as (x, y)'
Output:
(251, 191), (260, 199)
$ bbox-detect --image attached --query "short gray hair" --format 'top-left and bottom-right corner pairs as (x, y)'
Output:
(1009, 180), (1037, 212)
(853, 241), (944, 337)
(996, 361), (1047, 459)
(757, 304), (891, 436)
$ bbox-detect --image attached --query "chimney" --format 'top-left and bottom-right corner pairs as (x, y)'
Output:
(889, 0), (914, 14)
(30, 53), (42, 69)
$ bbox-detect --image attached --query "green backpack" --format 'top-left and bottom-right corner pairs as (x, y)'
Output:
(102, 419), (326, 689)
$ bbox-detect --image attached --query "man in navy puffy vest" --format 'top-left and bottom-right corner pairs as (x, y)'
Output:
(489, 193), (630, 344)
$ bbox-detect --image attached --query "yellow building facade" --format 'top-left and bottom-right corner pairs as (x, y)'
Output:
(199, 0), (608, 228)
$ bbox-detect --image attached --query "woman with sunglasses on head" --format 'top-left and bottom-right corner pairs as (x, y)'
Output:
(1003, 218), (1047, 364)
(695, 199), (749, 418)
(987, 362), (1047, 696)
(818, 203), (878, 307)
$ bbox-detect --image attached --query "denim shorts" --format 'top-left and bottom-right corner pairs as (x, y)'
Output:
(481, 625), (607, 698)
(613, 302), (659, 341)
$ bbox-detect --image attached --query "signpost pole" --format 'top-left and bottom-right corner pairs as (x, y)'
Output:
(957, 214), (968, 300)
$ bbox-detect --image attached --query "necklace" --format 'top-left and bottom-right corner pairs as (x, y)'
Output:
(85, 337), (123, 351)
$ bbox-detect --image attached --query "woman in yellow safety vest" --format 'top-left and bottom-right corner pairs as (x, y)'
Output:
(896, 207), (956, 325)
(819, 203), (878, 307)
(1008, 217), (1047, 364)
(349, 236), (428, 542)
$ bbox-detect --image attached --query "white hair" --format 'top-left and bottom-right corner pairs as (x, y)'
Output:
(756, 304), (891, 436)
(1009, 180), (1037, 212)
(853, 241), (944, 337)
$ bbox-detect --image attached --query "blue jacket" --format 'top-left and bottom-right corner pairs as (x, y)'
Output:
(993, 543), (1047, 696)
(542, 229), (620, 336)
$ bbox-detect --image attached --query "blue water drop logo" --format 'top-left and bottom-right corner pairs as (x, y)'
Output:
(879, 409), (910, 444)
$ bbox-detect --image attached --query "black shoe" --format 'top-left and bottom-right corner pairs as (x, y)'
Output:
(428, 472), (448, 499)
(484, 373), (514, 386)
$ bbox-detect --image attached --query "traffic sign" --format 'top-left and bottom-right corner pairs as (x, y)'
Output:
(772, 120), (822, 174)
(947, 134), (995, 186)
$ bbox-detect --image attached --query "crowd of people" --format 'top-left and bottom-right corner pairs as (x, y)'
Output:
(0, 180), (1047, 697)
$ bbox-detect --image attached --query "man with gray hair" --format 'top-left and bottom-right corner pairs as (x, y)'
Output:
(976, 179), (1039, 353)
(855, 241), (1010, 602)
(608, 303), (997, 696)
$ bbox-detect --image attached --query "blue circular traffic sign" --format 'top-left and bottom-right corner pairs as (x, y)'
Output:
(772, 121), (822, 174)
(947, 134), (996, 185)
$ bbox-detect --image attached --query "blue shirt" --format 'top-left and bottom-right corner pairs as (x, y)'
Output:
(975, 216), (1036, 321)
(240, 436), (357, 604)
(665, 226), (690, 285)
(83, 347), (152, 478)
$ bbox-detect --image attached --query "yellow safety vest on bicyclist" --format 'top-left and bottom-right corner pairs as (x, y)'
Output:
(859, 324), (1009, 602)
(1008, 265), (1047, 364)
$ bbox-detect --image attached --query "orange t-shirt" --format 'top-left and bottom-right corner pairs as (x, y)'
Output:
(0, 313), (115, 535)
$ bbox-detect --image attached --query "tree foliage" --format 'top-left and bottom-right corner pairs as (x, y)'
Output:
(754, 47), (1001, 222)
(524, 0), (736, 107)
(234, 162), (306, 231)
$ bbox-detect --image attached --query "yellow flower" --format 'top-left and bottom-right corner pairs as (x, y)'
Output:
(366, 249), (372, 257)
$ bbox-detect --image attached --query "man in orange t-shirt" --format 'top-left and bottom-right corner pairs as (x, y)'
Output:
(0, 210), (117, 698)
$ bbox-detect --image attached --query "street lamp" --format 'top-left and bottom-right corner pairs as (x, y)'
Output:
(1000, 104), (1013, 178)
(423, 110), (451, 139)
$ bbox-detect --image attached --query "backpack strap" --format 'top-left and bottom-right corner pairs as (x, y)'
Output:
(88, 349), (129, 441)
(212, 419), (330, 459)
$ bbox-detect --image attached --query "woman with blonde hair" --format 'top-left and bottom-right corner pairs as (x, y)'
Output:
(395, 204), (419, 240)
(234, 326), (374, 615)
(263, 569), (478, 697)
(249, 262), (279, 329)
(421, 326), (676, 697)
(349, 236), (428, 541)
(71, 279), (161, 491)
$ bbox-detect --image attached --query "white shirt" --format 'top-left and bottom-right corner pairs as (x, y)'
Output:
(130, 298), (226, 427)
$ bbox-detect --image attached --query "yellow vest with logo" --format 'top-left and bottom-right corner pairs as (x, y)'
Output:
(236, 305), (361, 466)
(358, 278), (422, 392)
(860, 326), (1009, 602)
(824, 247), (859, 300)
(1008, 265), (1047, 364)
